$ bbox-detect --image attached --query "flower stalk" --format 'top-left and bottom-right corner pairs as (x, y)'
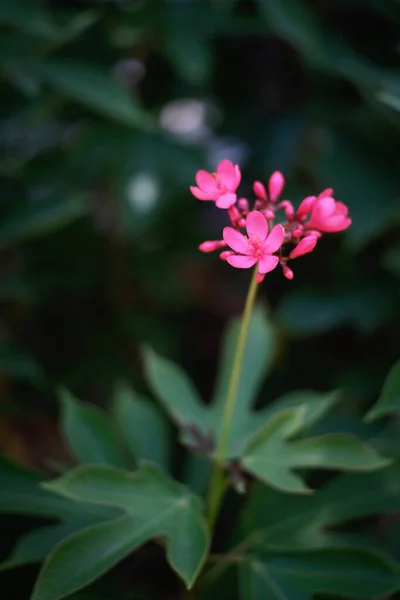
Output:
(206, 267), (259, 529)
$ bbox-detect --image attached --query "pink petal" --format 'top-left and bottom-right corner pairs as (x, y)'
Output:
(220, 250), (235, 260)
(311, 197), (336, 221)
(234, 164), (241, 185)
(323, 216), (352, 232)
(268, 171), (285, 202)
(289, 235), (317, 259)
(190, 186), (210, 200)
(195, 170), (216, 194)
(227, 254), (257, 269)
(318, 188), (334, 199)
(216, 192), (237, 209)
(246, 211), (268, 241)
(334, 201), (348, 217)
(263, 224), (285, 253)
(297, 196), (317, 218)
(223, 227), (250, 254)
(217, 160), (240, 190)
(258, 255), (279, 274)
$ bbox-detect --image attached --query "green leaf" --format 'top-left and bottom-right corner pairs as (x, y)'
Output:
(256, 0), (382, 91)
(315, 137), (399, 250)
(2, 523), (89, 570)
(241, 408), (389, 493)
(0, 0), (60, 40)
(276, 287), (395, 337)
(144, 305), (278, 457)
(243, 462), (400, 550)
(112, 382), (171, 471)
(258, 390), (340, 436)
(256, 0), (323, 60)
(366, 359), (400, 421)
(0, 456), (116, 521)
(60, 388), (129, 469)
(240, 547), (400, 600)
(143, 346), (209, 442)
(0, 194), (88, 248)
(40, 60), (154, 129)
(32, 463), (209, 599)
(0, 456), (75, 518)
(0, 345), (44, 383)
(163, 33), (212, 86)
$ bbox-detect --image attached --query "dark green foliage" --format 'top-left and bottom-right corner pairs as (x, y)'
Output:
(1, 1), (400, 599)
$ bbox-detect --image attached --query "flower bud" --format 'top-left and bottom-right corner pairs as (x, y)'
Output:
(199, 240), (226, 253)
(253, 181), (267, 202)
(268, 171), (285, 202)
(281, 263), (294, 280)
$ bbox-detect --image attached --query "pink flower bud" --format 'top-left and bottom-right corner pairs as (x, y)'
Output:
(238, 198), (249, 212)
(256, 272), (265, 283)
(220, 250), (235, 261)
(297, 196), (317, 219)
(263, 209), (275, 220)
(268, 171), (285, 202)
(238, 218), (246, 228)
(281, 263), (294, 280)
(292, 225), (304, 238)
(253, 181), (267, 202)
(278, 200), (294, 220)
(228, 205), (240, 226)
(289, 235), (317, 259)
(199, 240), (226, 253)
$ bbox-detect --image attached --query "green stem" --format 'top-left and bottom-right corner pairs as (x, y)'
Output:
(206, 268), (259, 529)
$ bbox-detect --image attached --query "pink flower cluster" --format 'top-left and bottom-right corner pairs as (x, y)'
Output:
(191, 160), (351, 283)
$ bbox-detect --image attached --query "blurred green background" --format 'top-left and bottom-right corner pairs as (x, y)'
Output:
(0, 0), (400, 595)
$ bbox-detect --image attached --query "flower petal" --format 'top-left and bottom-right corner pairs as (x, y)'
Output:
(334, 201), (348, 217)
(297, 195), (317, 218)
(234, 164), (241, 186)
(246, 211), (268, 241)
(216, 192), (237, 209)
(196, 170), (216, 194)
(324, 216), (352, 232)
(226, 254), (257, 269)
(217, 160), (239, 190)
(309, 197), (336, 226)
(289, 235), (317, 259)
(263, 224), (285, 253)
(258, 255), (279, 274)
(318, 188), (334, 199)
(190, 186), (210, 200)
(223, 227), (250, 253)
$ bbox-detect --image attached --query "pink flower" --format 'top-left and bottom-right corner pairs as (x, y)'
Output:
(223, 211), (284, 276)
(289, 235), (318, 259)
(308, 197), (352, 233)
(190, 160), (241, 209)
(269, 171), (285, 202)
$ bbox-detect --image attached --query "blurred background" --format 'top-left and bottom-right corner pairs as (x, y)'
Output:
(0, 0), (400, 595)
